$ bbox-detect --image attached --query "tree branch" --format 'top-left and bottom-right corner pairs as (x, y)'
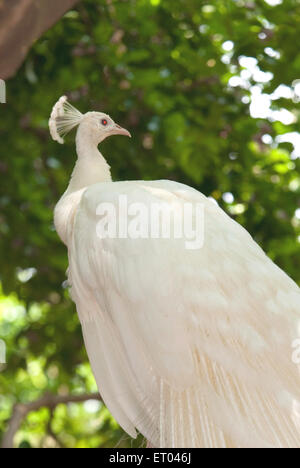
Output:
(0, 0), (80, 79)
(1, 392), (102, 449)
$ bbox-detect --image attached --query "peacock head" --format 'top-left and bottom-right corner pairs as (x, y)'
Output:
(49, 96), (131, 146)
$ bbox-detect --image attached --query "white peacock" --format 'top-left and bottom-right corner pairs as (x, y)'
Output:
(50, 96), (300, 448)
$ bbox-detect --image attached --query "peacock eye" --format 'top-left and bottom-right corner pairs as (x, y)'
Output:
(101, 119), (108, 126)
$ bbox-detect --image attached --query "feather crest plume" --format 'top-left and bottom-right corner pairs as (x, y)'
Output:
(49, 96), (83, 144)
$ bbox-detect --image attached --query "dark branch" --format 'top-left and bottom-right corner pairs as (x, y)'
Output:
(1, 392), (102, 449)
(0, 0), (80, 79)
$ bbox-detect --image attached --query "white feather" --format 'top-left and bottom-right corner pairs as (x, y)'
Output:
(52, 101), (300, 448)
(57, 180), (300, 448)
(49, 96), (83, 144)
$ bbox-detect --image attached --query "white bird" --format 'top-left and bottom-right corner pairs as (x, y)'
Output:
(50, 96), (300, 448)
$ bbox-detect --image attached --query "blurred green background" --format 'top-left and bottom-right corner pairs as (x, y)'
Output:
(0, 0), (299, 448)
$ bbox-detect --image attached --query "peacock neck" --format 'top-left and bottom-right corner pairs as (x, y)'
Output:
(66, 128), (112, 194)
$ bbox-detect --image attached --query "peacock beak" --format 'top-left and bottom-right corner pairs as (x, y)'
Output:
(111, 124), (131, 138)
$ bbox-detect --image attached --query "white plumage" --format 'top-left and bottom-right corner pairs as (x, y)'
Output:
(50, 97), (300, 448)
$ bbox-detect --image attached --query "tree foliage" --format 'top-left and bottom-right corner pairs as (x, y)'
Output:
(0, 0), (299, 448)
